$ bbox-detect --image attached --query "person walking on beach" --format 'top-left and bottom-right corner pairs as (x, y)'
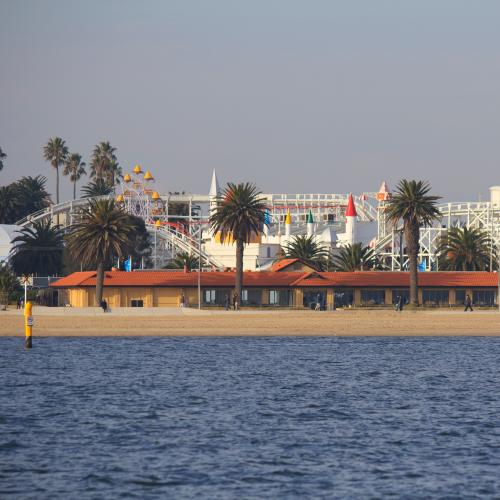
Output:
(398, 295), (404, 312)
(232, 291), (239, 311)
(16, 298), (21, 310)
(464, 294), (473, 312)
(224, 294), (230, 311)
(394, 295), (401, 311)
(100, 299), (108, 313)
(315, 293), (321, 311)
(179, 293), (185, 308)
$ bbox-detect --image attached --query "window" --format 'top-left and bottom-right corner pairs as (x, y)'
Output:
(455, 289), (466, 305)
(266, 247), (271, 258)
(473, 290), (496, 306)
(392, 289), (409, 305)
(203, 289), (232, 306)
(422, 289), (449, 306)
(131, 299), (143, 307)
(269, 289), (292, 306)
(204, 289), (216, 304)
(361, 289), (385, 305)
(242, 289), (262, 306)
(334, 289), (354, 308)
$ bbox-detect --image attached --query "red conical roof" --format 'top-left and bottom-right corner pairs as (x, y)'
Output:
(345, 193), (357, 217)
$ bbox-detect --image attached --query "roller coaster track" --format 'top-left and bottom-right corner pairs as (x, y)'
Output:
(16, 196), (223, 268)
(149, 224), (223, 269)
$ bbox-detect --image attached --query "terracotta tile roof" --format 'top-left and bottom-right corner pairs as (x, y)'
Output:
(50, 270), (302, 288)
(323, 271), (498, 288)
(271, 258), (300, 271)
(290, 272), (336, 287)
(51, 270), (499, 289)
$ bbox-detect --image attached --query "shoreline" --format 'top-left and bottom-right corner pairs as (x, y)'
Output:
(1, 309), (499, 337)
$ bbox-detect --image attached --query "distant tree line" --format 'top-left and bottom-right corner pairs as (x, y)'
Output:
(0, 139), (122, 224)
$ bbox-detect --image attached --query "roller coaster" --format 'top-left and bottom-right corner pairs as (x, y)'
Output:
(14, 168), (500, 271)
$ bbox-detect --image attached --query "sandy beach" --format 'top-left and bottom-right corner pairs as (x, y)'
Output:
(1, 308), (499, 336)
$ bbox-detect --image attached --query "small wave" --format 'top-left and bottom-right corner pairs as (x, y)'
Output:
(0, 439), (25, 450)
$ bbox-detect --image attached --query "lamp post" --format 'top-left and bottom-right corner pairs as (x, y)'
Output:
(22, 275), (29, 305)
(198, 221), (202, 310)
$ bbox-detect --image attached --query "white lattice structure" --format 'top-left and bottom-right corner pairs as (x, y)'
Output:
(15, 166), (500, 272)
(375, 189), (500, 271)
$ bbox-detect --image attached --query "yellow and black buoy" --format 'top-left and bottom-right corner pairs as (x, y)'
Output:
(25, 301), (33, 349)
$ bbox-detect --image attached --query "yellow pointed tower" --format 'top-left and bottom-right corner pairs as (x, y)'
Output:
(285, 210), (292, 239)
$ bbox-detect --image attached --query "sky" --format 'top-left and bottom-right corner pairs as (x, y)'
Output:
(1, 0), (499, 202)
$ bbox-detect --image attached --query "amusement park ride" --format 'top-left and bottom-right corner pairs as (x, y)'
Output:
(13, 167), (500, 272)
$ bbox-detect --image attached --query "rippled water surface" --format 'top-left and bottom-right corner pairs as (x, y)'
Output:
(2, 337), (500, 498)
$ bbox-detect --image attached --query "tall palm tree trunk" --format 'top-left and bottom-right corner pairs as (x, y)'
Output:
(55, 164), (59, 204)
(96, 261), (105, 305)
(235, 239), (244, 306)
(405, 224), (420, 305)
(73, 180), (76, 200)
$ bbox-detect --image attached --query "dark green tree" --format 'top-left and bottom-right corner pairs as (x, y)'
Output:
(0, 176), (51, 224)
(209, 183), (267, 302)
(90, 141), (119, 188)
(66, 199), (137, 304)
(331, 243), (376, 271)
(165, 251), (200, 271)
(9, 220), (64, 276)
(63, 153), (87, 199)
(0, 185), (22, 224)
(0, 264), (20, 305)
(0, 147), (6, 171)
(281, 235), (329, 271)
(16, 176), (52, 216)
(385, 180), (441, 305)
(81, 178), (113, 198)
(436, 226), (496, 271)
(43, 137), (68, 204)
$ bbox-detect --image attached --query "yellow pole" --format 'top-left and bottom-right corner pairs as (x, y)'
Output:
(25, 301), (33, 349)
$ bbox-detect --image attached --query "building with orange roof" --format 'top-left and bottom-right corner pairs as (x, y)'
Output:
(50, 269), (498, 309)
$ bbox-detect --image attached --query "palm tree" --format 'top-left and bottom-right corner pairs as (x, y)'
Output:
(90, 141), (117, 185)
(107, 159), (122, 189)
(0, 176), (51, 224)
(332, 243), (376, 271)
(209, 182), (267, 303)
(281, 235), (329, 271)
(9, 220), (64, 276)
(0, 147), (6, 171)
(63, 153), (87, 199)
(385, 180), (441, 305)
(43, 137), (69, 204)
(436, 226), (496, 271)
(66, 199), (137, 305)
(81, 179), (113, 198)
(15, 176), (52, 216)
(165, 251), (200, 271)
(0, 185), (22, 224)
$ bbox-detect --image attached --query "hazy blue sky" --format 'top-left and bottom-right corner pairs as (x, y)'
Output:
(1, 0), (499, 202)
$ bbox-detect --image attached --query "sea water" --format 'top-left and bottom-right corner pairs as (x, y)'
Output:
(1, 336), (500, 498)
